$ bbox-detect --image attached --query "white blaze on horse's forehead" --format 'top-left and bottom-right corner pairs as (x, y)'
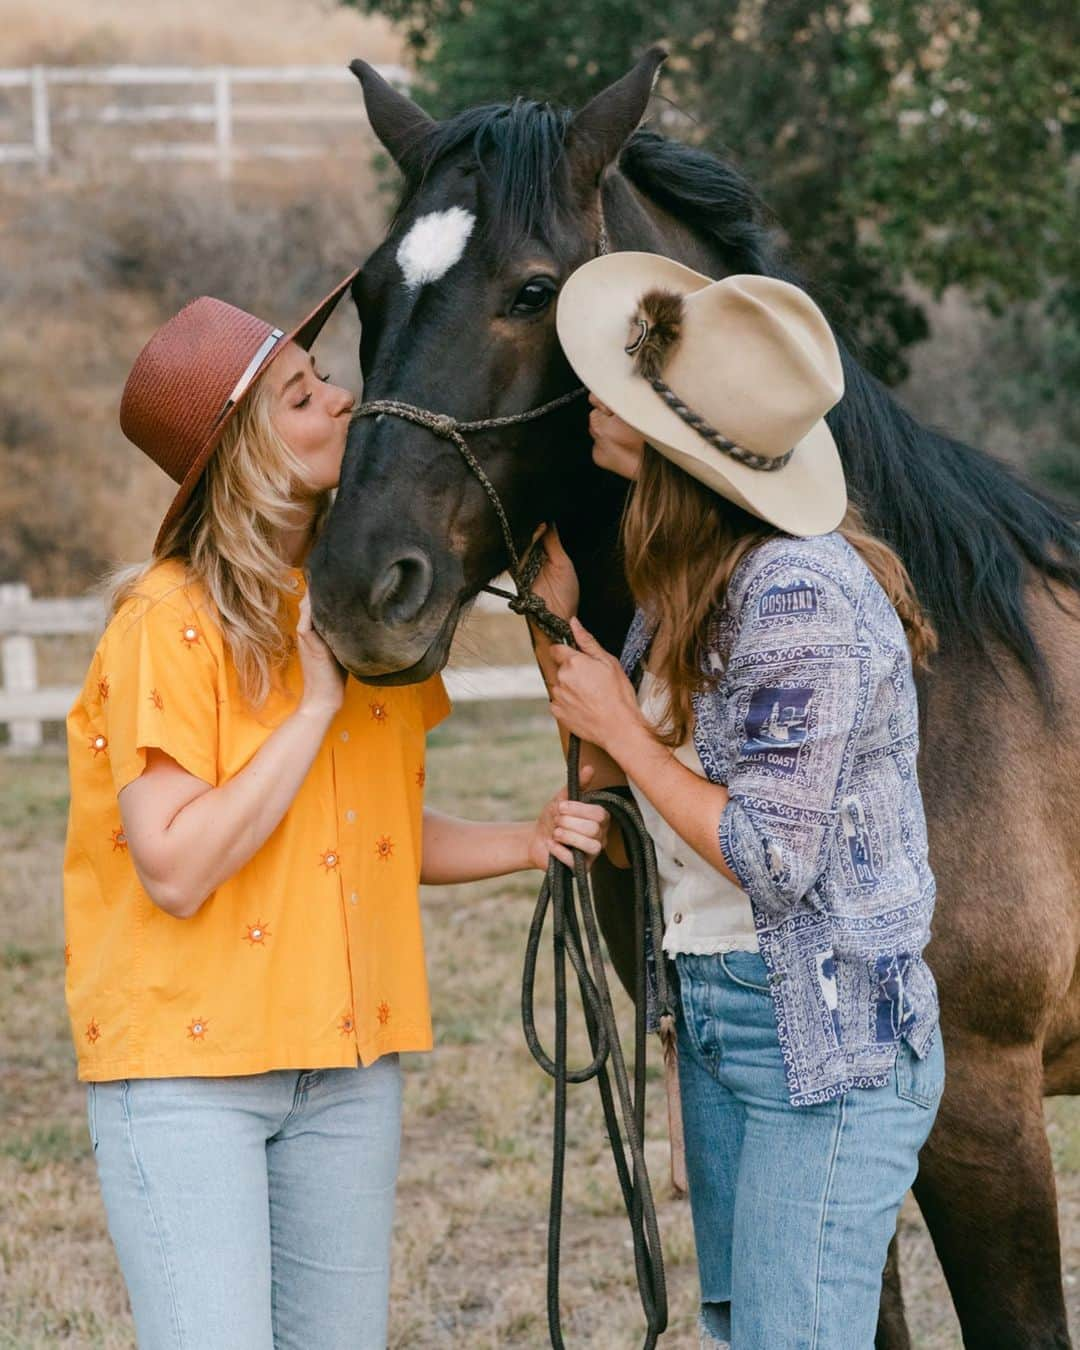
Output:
(396, 207), (476, 291)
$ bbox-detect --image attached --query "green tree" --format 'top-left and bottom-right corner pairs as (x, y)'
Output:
(348, 0), (1077, 401)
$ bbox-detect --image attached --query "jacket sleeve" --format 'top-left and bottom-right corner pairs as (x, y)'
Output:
(716, 558), (872, 920)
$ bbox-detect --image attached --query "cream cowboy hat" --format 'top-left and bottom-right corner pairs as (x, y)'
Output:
(555, 252), (847, 536)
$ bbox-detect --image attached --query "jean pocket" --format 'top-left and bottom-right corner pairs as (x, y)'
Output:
(718, 951), (772, 994)
(894, 1038), (944, 1109)
(86, 1084), (99, 1152)
(674, 957), (722, 1061)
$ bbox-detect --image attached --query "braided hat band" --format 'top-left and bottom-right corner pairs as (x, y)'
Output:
(624, 290), (796, 474)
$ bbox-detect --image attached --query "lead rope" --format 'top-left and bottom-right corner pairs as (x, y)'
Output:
(350, 211), (677, 1349)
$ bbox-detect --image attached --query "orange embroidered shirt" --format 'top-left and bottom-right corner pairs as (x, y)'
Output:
(63, 559), (450, 1081)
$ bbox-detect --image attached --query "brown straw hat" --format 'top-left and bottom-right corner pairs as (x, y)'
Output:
(556, 252), (847, 537)
(120, 268), (358, 551)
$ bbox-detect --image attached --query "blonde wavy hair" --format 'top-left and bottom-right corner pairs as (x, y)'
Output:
(623, 444), (938, 747)
(107, 377), (332, 707)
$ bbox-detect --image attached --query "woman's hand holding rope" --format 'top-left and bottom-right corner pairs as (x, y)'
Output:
(529, 763), (610, 870)
(548, 619), (645, 755)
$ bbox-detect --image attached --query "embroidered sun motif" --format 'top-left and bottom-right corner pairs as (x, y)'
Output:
(97, 675), (110, 702)
(86, 1018), (101, 1044)
(243, 921), (270, 947)
(369, 701), (389, 724)
(187, 1018), (209, 1042)
(338, 1013), (355, 1036)
(110, 827), (127, 851)
(319, 849), (340, 872)
(89, 734), (108, 756)
(180, 623), (201, 647)
(416, 764), (426, 788)
(374, 836), (394, 862)
(376, 1001), (390, 1026)
(148, 688), (164, 711)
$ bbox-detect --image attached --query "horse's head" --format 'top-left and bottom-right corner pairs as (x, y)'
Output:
(307, 50), (669, 682)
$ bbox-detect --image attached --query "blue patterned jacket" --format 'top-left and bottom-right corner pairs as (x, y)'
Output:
(621, 532), (940, 1106)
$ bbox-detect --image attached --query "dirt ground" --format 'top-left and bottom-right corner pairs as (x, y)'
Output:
(3, 694), (1079, 1348)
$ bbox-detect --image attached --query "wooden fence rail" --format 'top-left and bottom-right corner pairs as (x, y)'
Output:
(0, 581), (544, 751)
(0, 63), (408, 177)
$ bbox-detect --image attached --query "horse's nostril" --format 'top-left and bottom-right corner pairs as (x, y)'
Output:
(369, 549), (434, 626)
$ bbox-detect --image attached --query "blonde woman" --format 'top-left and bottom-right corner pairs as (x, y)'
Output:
(531, 256), (944, 1349)
(63, 274), (608, 1350)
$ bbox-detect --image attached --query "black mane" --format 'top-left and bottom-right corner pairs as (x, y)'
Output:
(406, 103), (1080, 684)
(619, 131), (778, 276)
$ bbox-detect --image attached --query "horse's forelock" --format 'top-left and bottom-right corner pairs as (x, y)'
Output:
(399, 100), (574, 248)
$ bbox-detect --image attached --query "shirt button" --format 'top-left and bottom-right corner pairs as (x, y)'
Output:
(349, 891), (359, 906)
(339, 730), (350, 743)
(673, 858), (685, 869)
(345, 810), (356, 823)
(673, 912), (683, 924)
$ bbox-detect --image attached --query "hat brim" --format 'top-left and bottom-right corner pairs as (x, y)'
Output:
(152, 267), (359, 552)
(556, 252), (846, 537)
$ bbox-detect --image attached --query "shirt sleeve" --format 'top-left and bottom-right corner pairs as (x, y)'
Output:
(417, 673), (452, 731)
(716, 560), (872, 919)
(102, 590), (221, 794)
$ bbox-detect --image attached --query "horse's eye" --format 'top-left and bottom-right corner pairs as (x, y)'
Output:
(511, 276), (558, 315)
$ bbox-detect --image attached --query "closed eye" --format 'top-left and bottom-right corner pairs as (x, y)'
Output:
(295, 373), (331, 408)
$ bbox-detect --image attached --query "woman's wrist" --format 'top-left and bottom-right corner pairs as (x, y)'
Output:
(605, 713), (663, 777)
(294, 699), (339, 731)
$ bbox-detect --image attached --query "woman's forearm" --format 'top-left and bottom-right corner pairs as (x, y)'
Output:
(145, 704), (336, 915)
(420, 810), (534, 884)
(613, 722), (739, 884)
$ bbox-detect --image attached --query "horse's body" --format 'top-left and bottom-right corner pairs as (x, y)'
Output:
(308, 51), (1080, 1346)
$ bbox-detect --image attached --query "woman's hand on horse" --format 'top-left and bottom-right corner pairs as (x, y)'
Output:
(529, 763), (610, 870)
(588, 393), (645, 481)
(530, 522), (580, 621)
(296, 591), (347, 719)
(548, 618), (643, 754)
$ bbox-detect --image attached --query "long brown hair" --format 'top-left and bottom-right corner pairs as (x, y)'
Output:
(622, 445), (937, 746)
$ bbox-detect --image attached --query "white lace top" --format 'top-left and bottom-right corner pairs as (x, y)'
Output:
(627, 669), (758, 957)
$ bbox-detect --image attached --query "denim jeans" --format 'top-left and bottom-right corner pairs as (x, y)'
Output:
(87, 1058), (402, 1350)
(676, 951), (944, 1350)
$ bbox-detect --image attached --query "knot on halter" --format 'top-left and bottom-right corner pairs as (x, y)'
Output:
(506, 589), (574, 645)
(428, 412), (458, 437)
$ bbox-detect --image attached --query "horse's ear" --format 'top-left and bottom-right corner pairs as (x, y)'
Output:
(350, 59), (436, 178)
(563, 46), (667, 198)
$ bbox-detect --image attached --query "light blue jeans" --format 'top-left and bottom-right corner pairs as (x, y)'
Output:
(88, 1058), (402, 1350)
(676, 951), (944, 1350)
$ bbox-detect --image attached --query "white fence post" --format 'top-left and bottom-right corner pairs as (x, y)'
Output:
(30, 64), (50, 168)
(214, 66), (232, 180)
(0, 582), (43, 750)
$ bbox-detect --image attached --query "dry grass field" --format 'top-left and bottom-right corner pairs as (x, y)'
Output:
(4, 690), (1080, 1348)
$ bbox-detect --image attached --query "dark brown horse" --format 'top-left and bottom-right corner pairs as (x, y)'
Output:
(308, 49), (1080, 1347)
